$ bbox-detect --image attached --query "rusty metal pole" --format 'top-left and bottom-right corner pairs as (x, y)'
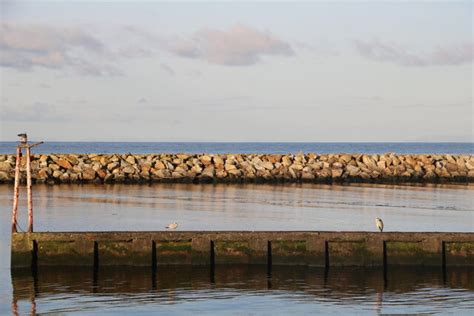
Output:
(29, 294), (36, 316)
(11, 298), (19, 316)
(11, 146), (21, 233)
(26, 146), (33, 233)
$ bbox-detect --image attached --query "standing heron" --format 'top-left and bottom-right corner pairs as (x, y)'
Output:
(375, 217), (384, 232)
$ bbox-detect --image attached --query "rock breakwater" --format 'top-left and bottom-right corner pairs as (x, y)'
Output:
(0, 153), (472, 184)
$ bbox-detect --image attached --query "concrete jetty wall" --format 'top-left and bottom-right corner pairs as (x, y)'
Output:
(1, 153), (473, 184)
(11, 231), (474, 268)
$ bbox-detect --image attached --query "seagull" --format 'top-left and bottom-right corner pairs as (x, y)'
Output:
(166, 222), (178, 229)
(375, 217), (384, 232)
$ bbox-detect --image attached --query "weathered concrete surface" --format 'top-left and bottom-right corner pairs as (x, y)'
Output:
(1, 153), (473, 184)
(11, 231), (474, 268)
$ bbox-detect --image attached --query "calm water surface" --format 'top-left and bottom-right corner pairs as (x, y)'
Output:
(0, 183), (473, 314)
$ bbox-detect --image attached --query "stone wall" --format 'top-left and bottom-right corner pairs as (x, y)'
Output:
(0, 153), (473, 184)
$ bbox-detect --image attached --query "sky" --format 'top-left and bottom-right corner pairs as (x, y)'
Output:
(0, 0), (472, 142)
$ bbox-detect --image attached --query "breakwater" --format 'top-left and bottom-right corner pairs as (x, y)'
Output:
(0, 153), (473, 184)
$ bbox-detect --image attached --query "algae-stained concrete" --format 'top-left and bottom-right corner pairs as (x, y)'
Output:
(155, 240), (193, 265)
(11, 231), (474, 268)
(98, 238), (151, 266)
(215, 240), (252, 264)
(272, 240), (309, 265)
(445, 242), (474, 266)
(328, 241), (380, 266)
(213, 239), (268, 264)
(38, 240), (94, 266)
(386, 241), (441, 266)
(11, 233), (34, 268)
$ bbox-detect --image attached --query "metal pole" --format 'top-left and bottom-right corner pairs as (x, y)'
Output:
(26, 146), (33, 233)
(11, 298), (19, 316)
(11, 146), (21, 233)
(29, 294), (36, 316)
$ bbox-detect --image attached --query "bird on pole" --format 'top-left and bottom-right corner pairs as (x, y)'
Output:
(375, 217), (384, 232)
(17, 133), (27, 144)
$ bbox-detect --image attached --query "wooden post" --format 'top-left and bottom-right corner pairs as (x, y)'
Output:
(26, 146), (33, 233)
(11, 146), (21, 233)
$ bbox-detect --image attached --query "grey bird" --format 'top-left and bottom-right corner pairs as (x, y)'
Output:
(166, 222), (178, 229)
(17, 133), (27, 144)
(375, 217), (384, 232)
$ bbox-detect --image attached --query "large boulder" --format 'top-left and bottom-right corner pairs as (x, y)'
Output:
(82, 168), (96, 180)
(56, 159), (73, 169)
(0, 161), (12, 172)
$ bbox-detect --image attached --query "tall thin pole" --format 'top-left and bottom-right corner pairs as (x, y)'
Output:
(11, 146), (21, 233)
(11, 297), (19, 316)
(26, 147), (33, 233)
(29, 293), (36, 316)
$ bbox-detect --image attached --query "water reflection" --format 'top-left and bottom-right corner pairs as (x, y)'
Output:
(11, 266), (474, 314)
(2, 183), (473, 313)
(0, 183), (472, 232)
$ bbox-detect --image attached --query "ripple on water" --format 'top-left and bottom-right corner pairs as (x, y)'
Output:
(8, 266), (474, 314)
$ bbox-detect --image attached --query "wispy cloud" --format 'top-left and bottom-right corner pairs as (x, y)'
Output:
(1, 23), (294, 75)
(56, 97), (86, 104)
(354, 39), (473, 66)
(293, 40), (339, 57)
(186, 69), (202, 78)
(38, 83), (51, 89)
(1, 102), (68, 122)
(160, 63), (175, 76)
(163, 25), (294, 66)
(0, 22), (122, 76)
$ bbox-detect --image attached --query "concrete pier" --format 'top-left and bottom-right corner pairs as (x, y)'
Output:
(11, 231), (474, 268)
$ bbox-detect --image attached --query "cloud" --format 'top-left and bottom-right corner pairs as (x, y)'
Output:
(1, 102), (68, 122)
(0, 23), (294, 74)
(164, 25), (294, 66)
(293, 40), (339, 57)
(186, 69), (202, 78)
(56, 97), (86, 104)
(0, 22), (121, 76)
(354, 39), (473, 66)
(160, 63), (175, 76)
(118, 24), (294, 67)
